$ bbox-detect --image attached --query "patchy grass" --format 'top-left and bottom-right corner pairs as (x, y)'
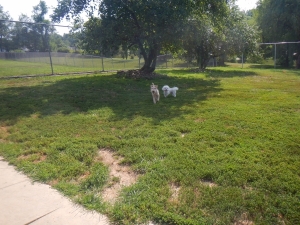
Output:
(0, 66), (299, 225)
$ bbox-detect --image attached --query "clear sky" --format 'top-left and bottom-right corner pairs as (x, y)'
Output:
(235, 0), (258, 11)
(1, 0), (258, 33)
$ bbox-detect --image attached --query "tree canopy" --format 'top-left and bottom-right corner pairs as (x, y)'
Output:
(257, 0), (300, 42)
(256, 0), (300, 67)
(0, 5), (12, 52)
(52, 0), (229, 73)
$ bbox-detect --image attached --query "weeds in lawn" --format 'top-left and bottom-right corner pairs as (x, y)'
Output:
(0, 67), (299, 224)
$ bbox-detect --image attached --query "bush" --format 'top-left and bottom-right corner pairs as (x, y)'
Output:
(57, 47), (70, 53)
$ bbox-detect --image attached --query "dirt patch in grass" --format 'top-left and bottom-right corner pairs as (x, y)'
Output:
(78, 171), (91, 182)
(17, 153), (47, 163)
(194, 118), (206, 123)
(0, 126), (10, 142)
(234, 213), (254, 225)
(169, 183), (181, 203)
(33, 154), (47, 163)
(98, 148), (138, 203)
(201, 180), (217, 188)
(48, 179), (59, 186)
(17, 154), (32, 161)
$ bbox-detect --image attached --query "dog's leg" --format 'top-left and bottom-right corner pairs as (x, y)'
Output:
(164, 90), (168, 97)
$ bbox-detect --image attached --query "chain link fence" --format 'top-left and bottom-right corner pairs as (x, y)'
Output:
(0, 52), (202, 77)
(0, 18), (221, 78)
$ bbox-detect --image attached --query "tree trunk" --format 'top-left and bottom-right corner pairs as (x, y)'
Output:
(139, 41), (159, 74)
(196, 43), (209, 71)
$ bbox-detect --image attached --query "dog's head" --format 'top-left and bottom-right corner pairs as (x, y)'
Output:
(150, 83), (158, 93)
(162, 85), (170, 91)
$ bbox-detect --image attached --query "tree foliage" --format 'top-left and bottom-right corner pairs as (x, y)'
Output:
(256, 0), (300, 67)
(0, 2), (71, 53)
(224, 7), (261, 61)
(182, 18), (225, 70)
(257, 0), (300, 42)
(52, 0), (229, 73)
(181, 5), (260, 70)
(0, 5), (12, 52)
(9, 1), (51, 52)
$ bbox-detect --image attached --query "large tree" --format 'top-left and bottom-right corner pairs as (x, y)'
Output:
(52, 0), (229, 73)
(256, 0), (300, 68)
(182, 17), (225, 70)
(0, 5), (12, 52)
(180, 4), (260, 70)
(31, 0), (51, 52)
(10, 14), (32, 51)
(223, 7), (261, 63)
(10, 1), (51, 52)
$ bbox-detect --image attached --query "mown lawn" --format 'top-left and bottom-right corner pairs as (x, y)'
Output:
(0, 57), (183, 77)
(0, 66), (299, 225)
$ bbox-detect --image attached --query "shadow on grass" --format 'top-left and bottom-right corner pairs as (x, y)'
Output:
(157, 69), (195, 76)
(205, 69), (257, 78)
(248, 64), (294, 70)
(249, 65), (300, 75)
(249, 64), (277, 69)
(0, 73), (222, 125)
(158, 68), (257, 78)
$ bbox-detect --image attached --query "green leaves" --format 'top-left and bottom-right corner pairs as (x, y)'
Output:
(256, 0), (300, 67)
(52, 0), (230, 71)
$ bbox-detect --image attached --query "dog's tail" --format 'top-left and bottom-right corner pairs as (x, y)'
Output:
(173, 87), (179, 90)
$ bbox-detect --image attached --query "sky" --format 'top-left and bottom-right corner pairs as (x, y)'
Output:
(235, 0), (258, 11)
(1, 0), (258, 34)
(1, 0), (75, 34)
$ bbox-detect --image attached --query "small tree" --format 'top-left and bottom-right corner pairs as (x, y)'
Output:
(182, 18), (225, 70)
(221, 6), (261, 64)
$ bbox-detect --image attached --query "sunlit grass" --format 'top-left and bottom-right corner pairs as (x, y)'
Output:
(0, 66), (299, 224)
(0, 56), (189, 77)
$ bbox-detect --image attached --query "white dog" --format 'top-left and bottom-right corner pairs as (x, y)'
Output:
(150, 83), (160, 104)
(162, 85), (179, 97)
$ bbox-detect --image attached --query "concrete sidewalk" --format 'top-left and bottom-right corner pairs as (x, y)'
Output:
(0, 156), (110, 225)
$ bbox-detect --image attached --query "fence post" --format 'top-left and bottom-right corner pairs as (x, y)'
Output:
(242, 53), (244, 68)
(48, 51), (54, 75)
(46, 26), (54, 75)
(166, 55), (168, 68)
(274, 44), (277, 69)
(102, 57), (104, 71)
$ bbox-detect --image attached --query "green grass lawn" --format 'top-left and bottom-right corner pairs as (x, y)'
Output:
(0, 57), (185, 77)
(0, 57), (145, 77)
(0, 66), (299, 224)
